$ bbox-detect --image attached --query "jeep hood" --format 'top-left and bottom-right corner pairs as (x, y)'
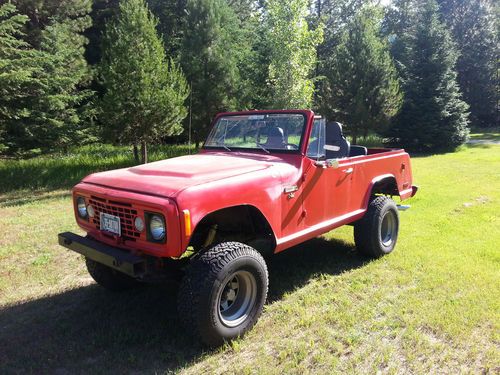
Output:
(82, 153), (279, 198)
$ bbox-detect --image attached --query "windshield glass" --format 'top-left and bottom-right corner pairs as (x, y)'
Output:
(204, 113), (306, 152)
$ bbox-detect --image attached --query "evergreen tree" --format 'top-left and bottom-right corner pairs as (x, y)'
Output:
(264, 0), (323, 109)
(0, 1), (93, 154)
(386, 0), (469, 152)
(436, 0), (497, 128)
(99, 0), (189, 163)
(0, 3), (41, 153)
(319, 6), (402, 143)
(146, 0), (187, 57)
(180, 0), (244, 147)
(84, 0), (120, 66)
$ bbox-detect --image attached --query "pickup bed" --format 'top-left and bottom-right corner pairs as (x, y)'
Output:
(59, 109), (417, 346)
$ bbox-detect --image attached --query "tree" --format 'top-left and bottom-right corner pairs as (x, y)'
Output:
(0, 3), (41, 153)
(99, 0), (189, 163)
(146, 0), (187, 57)
(319, 6), (402, 143)
(180, 0), (245, 147)
(386, 0), (469, 152)
(436, 0), (497, 128)
(0, 1), (93, 155)
(264, 0), (323, 109)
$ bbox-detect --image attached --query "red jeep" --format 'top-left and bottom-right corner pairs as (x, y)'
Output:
(59, 110), (417, 346)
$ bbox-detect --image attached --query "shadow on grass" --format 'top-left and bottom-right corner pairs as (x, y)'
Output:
(0, 236), (368, 374)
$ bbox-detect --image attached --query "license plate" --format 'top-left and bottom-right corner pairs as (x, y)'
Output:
(100, 213), (121, 236)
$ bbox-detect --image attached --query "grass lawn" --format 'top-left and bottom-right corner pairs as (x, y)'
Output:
(0, 143), (499, 373)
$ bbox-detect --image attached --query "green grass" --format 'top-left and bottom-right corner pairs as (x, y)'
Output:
(0, 144), (499, 373)
(0, 144), (193, 196)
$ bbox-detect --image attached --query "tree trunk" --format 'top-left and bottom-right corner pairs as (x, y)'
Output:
(352, 132), (358, 145)
(133, 144), (140, 163)
(362, 127), (368, 141)
(141, 141), (148, 164)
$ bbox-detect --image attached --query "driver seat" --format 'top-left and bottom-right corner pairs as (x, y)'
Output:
(324, 122), (350, 159)
(264, 126), (285, 148)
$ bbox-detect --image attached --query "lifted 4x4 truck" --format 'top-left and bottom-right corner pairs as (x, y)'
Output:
(59, 110), (417, 346)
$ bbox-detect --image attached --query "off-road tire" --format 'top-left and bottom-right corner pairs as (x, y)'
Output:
(178, 242), (268, 347)
(354, 196), (399, 258)
(85, 258), (140, 292)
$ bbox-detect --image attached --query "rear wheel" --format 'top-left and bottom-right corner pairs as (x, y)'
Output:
(85, 258), (140, 292)
(354, 196), (399, 257)
(178, 242), (268, 347)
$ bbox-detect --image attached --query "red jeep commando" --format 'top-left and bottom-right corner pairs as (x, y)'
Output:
(59, 110), (417, 346)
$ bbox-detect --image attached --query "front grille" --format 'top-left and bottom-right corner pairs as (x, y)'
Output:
(89, 196), (140, 240)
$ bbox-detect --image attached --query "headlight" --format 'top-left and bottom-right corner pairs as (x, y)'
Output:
(149, 214), (165, 241)
(76, 196), (87, 219)
(134, 217), (144, 232)
(87, 204), (95, 218)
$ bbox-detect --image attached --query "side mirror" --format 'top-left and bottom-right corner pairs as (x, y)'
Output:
(314, 159), (340, 169)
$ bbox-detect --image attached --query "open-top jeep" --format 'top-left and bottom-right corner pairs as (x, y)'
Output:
(59, 110), (417, 346)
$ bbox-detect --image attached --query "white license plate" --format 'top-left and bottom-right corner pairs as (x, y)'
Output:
(100, 213), (121, 236)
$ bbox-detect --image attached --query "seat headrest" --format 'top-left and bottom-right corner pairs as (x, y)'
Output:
(326, 122), (344, 140)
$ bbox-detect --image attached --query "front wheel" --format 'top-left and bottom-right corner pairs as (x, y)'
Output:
(354, 196), (400, 257)
(178, 242), (268, 347)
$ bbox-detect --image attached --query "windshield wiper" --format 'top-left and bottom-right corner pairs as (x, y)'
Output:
(256, 143), (270, 154)
(221, 144), (231, 152)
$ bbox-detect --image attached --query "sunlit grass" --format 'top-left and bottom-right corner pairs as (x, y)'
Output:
(0, 143), (193, 194)
(0, 143), (498, 373)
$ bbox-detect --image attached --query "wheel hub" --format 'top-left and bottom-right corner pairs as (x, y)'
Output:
(381, 211), (396, 247)
(217, 271), (257, 327)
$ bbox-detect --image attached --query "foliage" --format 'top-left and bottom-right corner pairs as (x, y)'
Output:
(180, 0), (246, 146)
(319, 5), (402, 143)
(436, 0), (498, 128)
(99, 0), (189, 162)
(0, 1), (93, 155)
(264, 0), (323, 109)
(386, 0), (469, 152)
(0, 3), (41, 153)
(146, 0), (187, 56)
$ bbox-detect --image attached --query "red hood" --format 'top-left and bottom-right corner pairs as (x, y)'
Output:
(82, 153), (278, 198)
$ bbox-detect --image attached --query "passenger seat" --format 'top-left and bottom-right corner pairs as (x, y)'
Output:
(324, 122), (350, 159)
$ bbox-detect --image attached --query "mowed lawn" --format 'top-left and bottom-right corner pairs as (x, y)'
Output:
(0, 144), (499, 374)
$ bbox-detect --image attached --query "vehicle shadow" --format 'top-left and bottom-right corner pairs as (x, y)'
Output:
(0, 236), (369, 374)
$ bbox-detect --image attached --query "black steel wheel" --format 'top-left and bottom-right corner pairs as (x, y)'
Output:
(178, 242), (268, 347)
(354, 196), (400, 257)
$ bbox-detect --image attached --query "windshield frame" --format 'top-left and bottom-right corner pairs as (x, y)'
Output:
(202, 110), (310, 155)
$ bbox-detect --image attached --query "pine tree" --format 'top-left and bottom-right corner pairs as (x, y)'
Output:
(436, 0), (497, 128)
(264, 0), (323, 109)
(99, 0), (189, 163)
(0, 4), (39, 152)
(319, 6), (402, 143)
(0, 2), (93, 155)
(180, 0), (244, 147)
(386, 0), (469, 152)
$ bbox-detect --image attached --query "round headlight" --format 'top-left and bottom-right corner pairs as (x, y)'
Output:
(149, 215), (165, 240)
(87, 204), (95, 218)
(77, 197), (87, 218)
(134, 217), (144, 232)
